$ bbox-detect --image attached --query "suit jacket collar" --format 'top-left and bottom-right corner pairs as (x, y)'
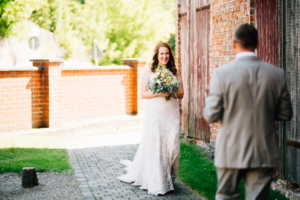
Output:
(236, 52), (256, 59)
(235, 56), (260, 62)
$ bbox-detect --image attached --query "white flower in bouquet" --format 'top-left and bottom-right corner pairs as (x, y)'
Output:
(147, 64), (179, 101)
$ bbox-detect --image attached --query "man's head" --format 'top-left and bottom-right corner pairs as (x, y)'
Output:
(233, 23), (258, 54)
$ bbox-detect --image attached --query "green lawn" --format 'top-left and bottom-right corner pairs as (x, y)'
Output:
(178, 141), (288, 200)
(0, 148), (71, 174)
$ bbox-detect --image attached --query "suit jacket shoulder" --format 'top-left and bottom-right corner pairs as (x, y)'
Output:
(259, 60), (284, 76)
(214, 61), (236, 75)
(212, 61), (237, 87)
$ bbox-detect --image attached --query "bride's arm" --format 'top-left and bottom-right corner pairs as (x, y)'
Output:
(140, 68), (169, 99)
(172, 75), (184, 99)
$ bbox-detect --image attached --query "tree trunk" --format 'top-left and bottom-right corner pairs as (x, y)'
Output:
(22, 167), (38, 188)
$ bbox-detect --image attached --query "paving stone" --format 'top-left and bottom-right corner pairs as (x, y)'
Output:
(82, 191), (94, 197)
(69, 144), (201, 200)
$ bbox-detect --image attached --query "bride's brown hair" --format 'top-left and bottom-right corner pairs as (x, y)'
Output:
(150, 43), (177, 75)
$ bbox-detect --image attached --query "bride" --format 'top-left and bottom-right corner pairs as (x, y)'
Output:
(118, 42), (184, 195)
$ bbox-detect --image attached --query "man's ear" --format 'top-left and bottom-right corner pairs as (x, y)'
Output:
(232, 40), (236, 50)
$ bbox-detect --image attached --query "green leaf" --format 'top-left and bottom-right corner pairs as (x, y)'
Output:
(1, 0), (175, 64)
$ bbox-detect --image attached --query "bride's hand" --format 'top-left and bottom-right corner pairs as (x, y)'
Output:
(156, 92), (170, 97)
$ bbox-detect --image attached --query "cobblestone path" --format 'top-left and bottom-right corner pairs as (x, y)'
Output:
(68, 144), (201, 200)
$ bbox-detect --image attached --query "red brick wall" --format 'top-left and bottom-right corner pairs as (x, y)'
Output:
(61, 69), (135, 121)
(0, 59), (147, 131)
(0, 70), (44, 130)
(210, 0), (255, 69)
(209, 0), (256, 141)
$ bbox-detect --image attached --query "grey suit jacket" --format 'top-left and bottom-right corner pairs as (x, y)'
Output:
(203, 56), (293, 168)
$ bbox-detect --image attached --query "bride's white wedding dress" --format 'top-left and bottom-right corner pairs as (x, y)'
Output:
(118, 76), (180, 195)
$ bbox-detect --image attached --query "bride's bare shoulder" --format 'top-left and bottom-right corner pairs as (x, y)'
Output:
(145, 66), (152, 73)
(142, 66), (152, 77)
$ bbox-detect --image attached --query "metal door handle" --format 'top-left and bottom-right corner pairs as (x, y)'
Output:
(195, 114), (203, 119)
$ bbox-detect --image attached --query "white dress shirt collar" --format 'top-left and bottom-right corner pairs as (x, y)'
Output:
(235, 52), (257, 60)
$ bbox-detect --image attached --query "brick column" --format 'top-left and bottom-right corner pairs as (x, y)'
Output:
(121, 58), (147, 115)
(31, 59), (63, 127)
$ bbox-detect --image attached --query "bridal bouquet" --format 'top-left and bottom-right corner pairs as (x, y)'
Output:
(148, 64), (179, 101)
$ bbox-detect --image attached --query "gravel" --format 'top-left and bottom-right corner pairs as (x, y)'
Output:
(0, 172), (82, 200)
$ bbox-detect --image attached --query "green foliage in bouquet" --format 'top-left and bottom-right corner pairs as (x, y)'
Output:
(148, 64), (179, 101)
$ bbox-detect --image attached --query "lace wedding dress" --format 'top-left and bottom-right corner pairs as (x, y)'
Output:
(118, 81), (180, 195)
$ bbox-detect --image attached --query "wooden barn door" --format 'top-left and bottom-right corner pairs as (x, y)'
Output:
(278, 0), (300, 185)
(180, 0), (210, 141)
(256, 0), (279, 66)
(258, 0), (300, 185)
(180, 0), (190, 136)
(195, 2), (210, 141)
(188, 0), (210, 140)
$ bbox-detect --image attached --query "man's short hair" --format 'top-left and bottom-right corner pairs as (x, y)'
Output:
(234, 23), (258, 49)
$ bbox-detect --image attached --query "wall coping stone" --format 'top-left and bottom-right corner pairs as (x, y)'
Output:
(0, 67), (43, 71)
(121, 58), (148, 62)
(30, 58), (64, 62)
(61, 65), (132, 70)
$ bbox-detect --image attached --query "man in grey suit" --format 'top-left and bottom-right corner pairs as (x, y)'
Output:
(203, 24), (293, 200)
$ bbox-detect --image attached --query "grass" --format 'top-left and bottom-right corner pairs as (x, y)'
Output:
(178, 141), (288, 200)
(0, 148), (71, 174)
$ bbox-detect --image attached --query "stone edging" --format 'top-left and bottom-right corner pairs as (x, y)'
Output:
(0, 65), (132, 71)
(30, 58), (64, 62)
(61, 65), (132, 70)
(0, 67), (43, 71)
(121, 58), (148, 62)
(271, 183), (300, 200)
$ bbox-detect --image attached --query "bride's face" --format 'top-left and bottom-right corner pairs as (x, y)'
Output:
(158, 47), (170, 66)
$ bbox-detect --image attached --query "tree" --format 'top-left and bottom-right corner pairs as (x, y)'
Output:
(1, 0), (175, 65)
(92, 0), (175, 64)
(168, 33), (175, 55)
(0, 0), (39, 37)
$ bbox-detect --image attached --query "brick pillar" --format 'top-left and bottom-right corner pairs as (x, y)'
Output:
(31, 59), (63, 127)
(121, 58), (147, 115)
